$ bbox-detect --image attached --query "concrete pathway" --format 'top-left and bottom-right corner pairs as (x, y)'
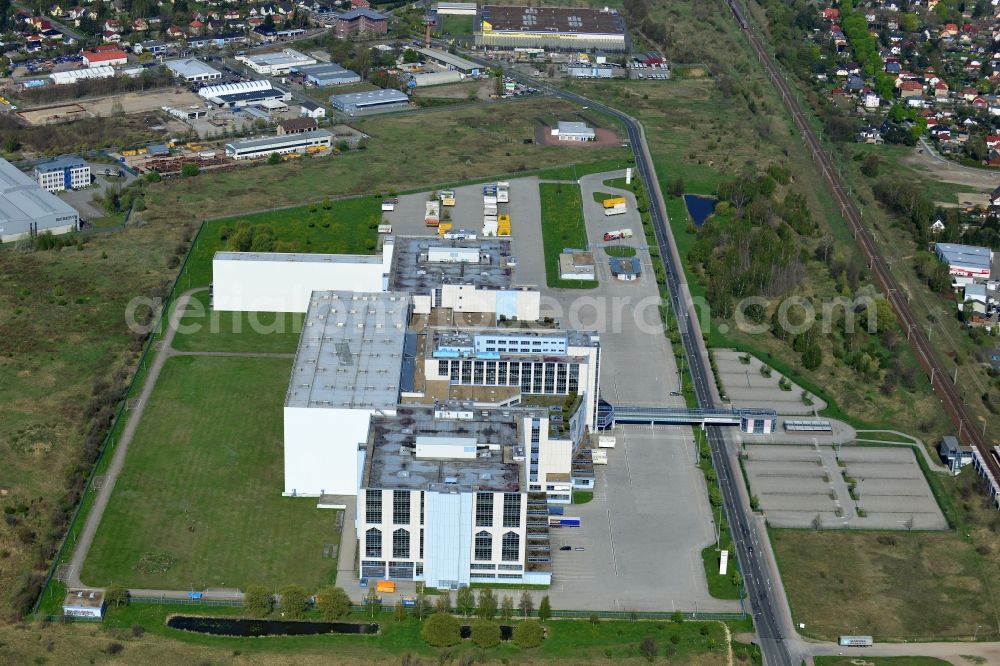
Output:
(65, 288), (206, 591)
(64, 288), (295, 598)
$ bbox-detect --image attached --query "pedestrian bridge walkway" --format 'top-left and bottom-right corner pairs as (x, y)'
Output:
(598, 400), (777, 433)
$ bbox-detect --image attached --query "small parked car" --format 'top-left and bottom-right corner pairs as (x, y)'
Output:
(559, 545), (572, 551)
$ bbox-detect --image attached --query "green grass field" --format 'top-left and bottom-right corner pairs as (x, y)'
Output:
(181, 196), (382, 288)
(539, 182), (598, 289)
(171, 291), (303, 354)
(82, 355), (340, 591)
(438, 14), (474, 36)
(604, 245), (637, 257)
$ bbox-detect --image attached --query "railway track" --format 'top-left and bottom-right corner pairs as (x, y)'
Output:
(726, 0), (998, 479)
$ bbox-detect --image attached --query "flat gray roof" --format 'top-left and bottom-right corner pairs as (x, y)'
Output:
(225, 129), (332, 152)
(414, 47), (480, 72)
(364, 405), (524, 491)
(557, 120), (593, 134)
(215, 250), (381, 264)
(286, 291), (411, 410)
(296, 62), (358, 77)
(34, 155), (87, 173)
(389, 236), (514, 293)
(166, 58), (221, 78)
(936, 242), (992, 270)
(244, 48), (313, 66)
(330, 89), (409, 106)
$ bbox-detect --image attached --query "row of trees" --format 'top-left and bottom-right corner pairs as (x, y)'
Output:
(239, 584), (552, 623)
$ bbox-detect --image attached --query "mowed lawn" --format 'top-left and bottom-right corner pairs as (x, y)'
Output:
(771, 528), (995, 641)
(83, 355), (339, 591)
(171, 291), (303, 354)
(539, 182), (598, 289)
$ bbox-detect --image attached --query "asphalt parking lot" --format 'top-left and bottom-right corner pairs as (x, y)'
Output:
(713, 349), (827, 415)
(745, 444), (947, 530)
(547, 427), (740, 612)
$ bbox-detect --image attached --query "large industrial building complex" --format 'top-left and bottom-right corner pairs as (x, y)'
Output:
(0, 158), (80, 242)
(212, 231), (603, 587)
(475, 5), (627, 52)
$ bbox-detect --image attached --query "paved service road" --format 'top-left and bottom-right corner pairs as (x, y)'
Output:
(476, 54), (796, 666)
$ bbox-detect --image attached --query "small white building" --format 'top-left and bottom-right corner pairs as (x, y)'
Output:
(428, 246), (481, 263)
(62, 589), (105, 619)
(299, 99), (327, 119)
(551, 121), (596, 142)
(558, 251), (596, 280)
(212, 241), (394, 312)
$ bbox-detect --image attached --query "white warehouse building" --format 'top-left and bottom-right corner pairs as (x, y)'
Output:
(284, 290), (411, 497)
(224, 129), (333, 160)
(212, 241), (395, 312)
(166, 58), (222, 83)
(237, 48), (316, 75)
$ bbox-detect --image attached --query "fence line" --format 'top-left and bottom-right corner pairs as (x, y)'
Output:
(31, 221), (207, 617)
(120, 596), (743, 621)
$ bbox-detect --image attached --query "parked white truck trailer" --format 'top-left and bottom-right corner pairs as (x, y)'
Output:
(604, 203), (627, 216)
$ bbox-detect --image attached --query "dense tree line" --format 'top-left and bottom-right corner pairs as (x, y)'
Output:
(17, 66), (174, 107)
(686, 172), (806, 318)
(0, 113), (167, 155)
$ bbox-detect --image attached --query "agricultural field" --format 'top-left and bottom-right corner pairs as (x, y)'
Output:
(82, 355), (339, 591)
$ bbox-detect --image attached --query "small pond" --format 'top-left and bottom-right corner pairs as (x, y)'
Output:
(167, 615), (379, 637)
(683, 194), (718, 227)
(460, 625), (515, 641)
